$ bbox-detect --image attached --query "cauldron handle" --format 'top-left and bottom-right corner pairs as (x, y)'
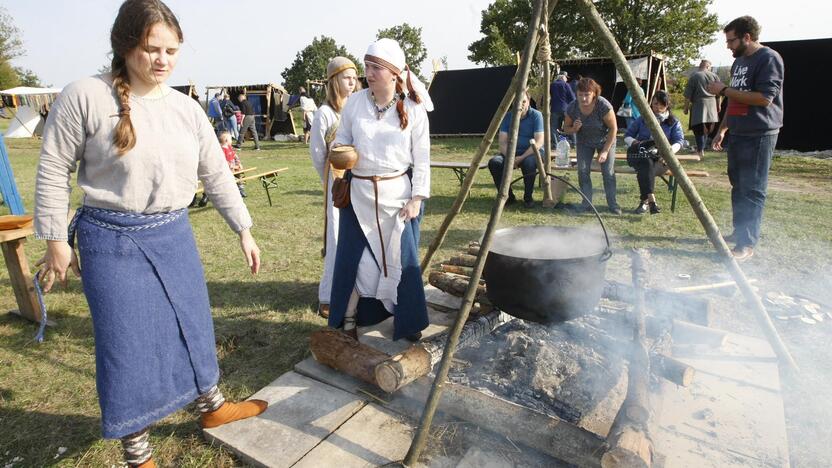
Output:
(546, 172), (613, 261)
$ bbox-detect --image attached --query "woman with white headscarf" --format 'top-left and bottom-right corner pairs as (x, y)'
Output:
(329, 38), (433, 342)
(309, 57), (360, 318)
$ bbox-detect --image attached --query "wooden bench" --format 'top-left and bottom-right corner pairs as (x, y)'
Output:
(431, 161), (489, 185)
(237, 167), (289, 206)
(194, 167), (258, 195)
(550, 156), (709, 212)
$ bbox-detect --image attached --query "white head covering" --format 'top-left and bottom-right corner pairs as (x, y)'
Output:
(364, 38), (434, 112)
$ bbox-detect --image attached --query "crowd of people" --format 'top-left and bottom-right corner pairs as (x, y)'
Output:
(29, 0), (782, 464)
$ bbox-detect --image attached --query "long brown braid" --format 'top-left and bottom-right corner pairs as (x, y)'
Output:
(393, 66), (423, 130)
(109, 0), (183, 155)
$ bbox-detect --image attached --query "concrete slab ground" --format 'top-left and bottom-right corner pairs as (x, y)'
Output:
(651, 329), (790, 467)
(208, 315), (789, 467)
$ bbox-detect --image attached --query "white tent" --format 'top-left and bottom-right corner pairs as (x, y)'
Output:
(1, 86), (62, 138)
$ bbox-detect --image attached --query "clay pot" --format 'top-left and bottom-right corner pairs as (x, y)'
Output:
(329, 145), (359, 170)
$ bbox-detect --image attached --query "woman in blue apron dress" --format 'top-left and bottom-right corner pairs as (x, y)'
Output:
(33, 1), (267, 467)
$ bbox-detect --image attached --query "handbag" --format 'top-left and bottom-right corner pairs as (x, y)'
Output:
(626, 140), (658, 167)
(616, 104), (632, 118)
(331, 173), (351, 208)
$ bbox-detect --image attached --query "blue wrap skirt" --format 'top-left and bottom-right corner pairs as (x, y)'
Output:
(74, 207), (219, 439)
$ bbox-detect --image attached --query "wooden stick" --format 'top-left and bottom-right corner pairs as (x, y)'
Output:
(624, 249), (651, 425)
(671, 278), (757, 293)
(575, 0), (798, 375)
(404, 2), (549, 463)
(651, 354), (695, 387)
(530, 139), (554, 206)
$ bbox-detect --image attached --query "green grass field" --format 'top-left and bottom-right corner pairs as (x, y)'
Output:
(1, 115), (831, 466)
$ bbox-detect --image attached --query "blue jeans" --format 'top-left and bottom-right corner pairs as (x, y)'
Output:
(550, 112), (571, 145)
(576, 143), (618, 210)
(488, 153), (539, 202)
(226, 116), (239, 140)
(726, 133), (778, 248)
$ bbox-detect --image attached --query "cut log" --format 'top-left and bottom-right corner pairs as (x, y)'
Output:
(671, 278), (757, 293)
(671, 319), (728, 348)
(601, 426), (652, 468)
(428, 271), (487, 299)
(651, 354), (695, 387)
(623, 250), (651, 426)
(309, 328), (390, 386)
(375, 345), (432, 394)
(440, 264), (473, 276)
(604, 280), (712, 326)
(446, 253), (478, 267)
(374, 310), (512, 393)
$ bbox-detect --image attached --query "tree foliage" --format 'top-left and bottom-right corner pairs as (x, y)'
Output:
(468, 0), (719, 74)
(376, 23), (428, 78)
(281, 36), (363, 94)
(14, 67), (41, 87)
(0, 61), (19, 89)
(0, 7), (23, 62)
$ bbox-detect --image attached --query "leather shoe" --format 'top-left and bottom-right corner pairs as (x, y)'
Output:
(732, 246), (754, 262)
(405, 332), (423, 342)
(649, 201), (661, 214)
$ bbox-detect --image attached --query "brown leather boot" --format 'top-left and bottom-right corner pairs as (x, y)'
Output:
(318, 304), (330, 319)
(201, 400), (268, 429)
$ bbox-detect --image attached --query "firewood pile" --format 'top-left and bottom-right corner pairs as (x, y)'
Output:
(427, 241), (493, 318)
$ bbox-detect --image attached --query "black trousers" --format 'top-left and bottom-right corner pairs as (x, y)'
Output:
(631, 157), (660, 200)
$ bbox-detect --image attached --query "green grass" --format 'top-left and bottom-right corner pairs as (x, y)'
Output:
(1, 117), (831, 466)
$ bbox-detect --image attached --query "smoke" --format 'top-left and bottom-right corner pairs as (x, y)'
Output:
(489, 224), (608, 260)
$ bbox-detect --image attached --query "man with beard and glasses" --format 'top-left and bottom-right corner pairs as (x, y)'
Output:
(709, 16), (784, 262)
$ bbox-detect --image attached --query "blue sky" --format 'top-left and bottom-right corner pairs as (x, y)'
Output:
(4, 0), (829, 92)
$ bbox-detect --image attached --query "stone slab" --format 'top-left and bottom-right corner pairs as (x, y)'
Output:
(203, 371), (366, 467)
(294, 403), (414, 467)
(652, 331), (789, 467)
(425, 284), (463, 312)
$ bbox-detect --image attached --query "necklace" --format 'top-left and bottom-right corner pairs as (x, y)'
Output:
(370, 92), (398, 120)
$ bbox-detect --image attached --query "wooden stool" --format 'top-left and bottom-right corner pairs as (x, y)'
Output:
(1, 224), (42, 323)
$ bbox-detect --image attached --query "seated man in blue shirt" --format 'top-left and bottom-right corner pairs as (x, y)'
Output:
(488, 91), (545, 207)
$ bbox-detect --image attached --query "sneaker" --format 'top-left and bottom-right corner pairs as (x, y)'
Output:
(634, 202), (648, 214)
(732, 246), (754, 262)
(608, 206), (622, 215)
(649, 201), (661, 214)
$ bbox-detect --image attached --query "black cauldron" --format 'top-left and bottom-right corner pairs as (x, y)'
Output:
(482, 176), (612, 324)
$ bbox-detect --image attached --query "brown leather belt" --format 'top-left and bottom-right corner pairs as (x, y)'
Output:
(352, 171), (408, 277)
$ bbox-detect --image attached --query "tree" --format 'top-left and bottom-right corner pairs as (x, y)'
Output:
(376, 23), (428, 79)
(282, 36), (363, 95)
(0, 7), (23, 62)
(468, 0), (719, 74)
(14, 67), (41, 87)
(0, 61), (18, 89)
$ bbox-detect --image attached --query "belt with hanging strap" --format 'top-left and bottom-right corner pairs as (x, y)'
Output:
(351, 170), (408, 277)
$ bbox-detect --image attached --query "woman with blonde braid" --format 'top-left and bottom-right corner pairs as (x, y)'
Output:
(33, 1), (267, 466)
(310, 57), (359, 318)
(329, 38), (433, 342)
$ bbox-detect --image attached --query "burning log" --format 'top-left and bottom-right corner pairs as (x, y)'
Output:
(309, 328), (391, 387)
(374, 310), (512, 393)
(651, 354), (695, 387)
(602, 250), (653, 468)
(428, 271), (487, 299)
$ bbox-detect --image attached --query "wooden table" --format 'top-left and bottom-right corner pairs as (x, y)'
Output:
(1, 224), (42, 323)
(431, 161), (490, 185)
(238, 167), (289, 206)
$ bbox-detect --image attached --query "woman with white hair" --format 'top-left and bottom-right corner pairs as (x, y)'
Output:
(309, 57), (360, 318)
(328, 38), (434, 342)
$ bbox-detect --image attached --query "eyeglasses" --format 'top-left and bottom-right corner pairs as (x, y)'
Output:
(725, 36), (741, 44)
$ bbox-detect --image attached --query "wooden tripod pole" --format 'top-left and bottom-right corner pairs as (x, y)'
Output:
(539, 5), (555, 207)
(574, 0), (798, 374)
(403, 1), (548, 465)
(419, 0), (562, 273)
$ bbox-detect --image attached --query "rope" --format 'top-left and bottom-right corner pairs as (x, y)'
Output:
(536, 24), (552, 63)
(33, 271), (48, 343)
